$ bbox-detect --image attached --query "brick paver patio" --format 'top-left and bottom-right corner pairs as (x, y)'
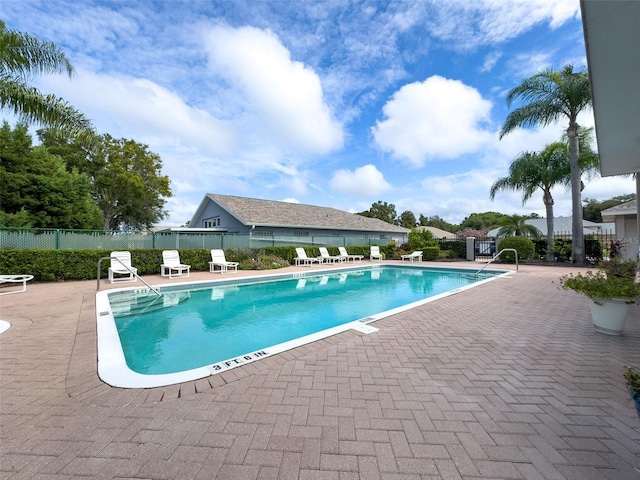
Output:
(1, 262), (639, 479)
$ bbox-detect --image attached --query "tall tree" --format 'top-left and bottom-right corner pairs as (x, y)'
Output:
(40, 131), (172, 230)
(500, 65), (591, 264)
(0, 122), (102, 228)
(0, 20), (94, 140)
(490, 143), (570, 261)
(459, 212), (508, 231)
(398, 210), (417, 228)
(419, 214), (456, 232)
(357, 201), (398, 225)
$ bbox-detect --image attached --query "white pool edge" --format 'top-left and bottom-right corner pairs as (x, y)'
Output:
(96, 264), (514, 389)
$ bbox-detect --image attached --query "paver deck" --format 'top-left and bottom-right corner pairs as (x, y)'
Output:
(1, 262), (639, 479)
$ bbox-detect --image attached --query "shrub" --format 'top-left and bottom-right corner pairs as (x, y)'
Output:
(497, 236), (535, 262)
(408, 228), (437, 251)
(423, 246), (440, 261)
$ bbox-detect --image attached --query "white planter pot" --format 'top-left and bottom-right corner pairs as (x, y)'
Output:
(589, 298), (631, 335)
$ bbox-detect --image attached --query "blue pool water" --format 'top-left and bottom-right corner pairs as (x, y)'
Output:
(107, 265), (504, 379)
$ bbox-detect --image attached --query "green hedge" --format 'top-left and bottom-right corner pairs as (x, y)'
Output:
(423, 246), (440, 261)
(437, 240), (466, 258)
(0, 245), (380, 281)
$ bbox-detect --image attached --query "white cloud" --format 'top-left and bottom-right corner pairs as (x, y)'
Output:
(203, 25), (344, 154)
(330, 164), (392, 196)
(425, 0), (581, 49)
(372, 76), (493, 166)
(40, 69), (236, 155)
(282, 198), (300, 203)
(481, 51), (503, 73)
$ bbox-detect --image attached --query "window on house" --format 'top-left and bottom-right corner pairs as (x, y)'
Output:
(203, 217), (221, 228)
(294, 231), (310, 237)
(252, 231), (273, 237)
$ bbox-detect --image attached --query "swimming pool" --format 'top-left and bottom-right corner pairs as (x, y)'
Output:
(96, 264), (511, 388)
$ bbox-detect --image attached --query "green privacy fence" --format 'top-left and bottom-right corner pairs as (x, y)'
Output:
(0, 228), (388, 251)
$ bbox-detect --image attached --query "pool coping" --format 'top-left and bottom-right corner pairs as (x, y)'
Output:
(96, 263), (514, 388)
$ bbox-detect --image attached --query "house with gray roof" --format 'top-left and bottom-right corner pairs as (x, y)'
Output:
(601, 199), (638, 260)
(185, 194), (409, 244)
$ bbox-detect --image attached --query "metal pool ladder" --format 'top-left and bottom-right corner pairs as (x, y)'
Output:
(97, 256), (162, 296)
(476, 248), (518, 274)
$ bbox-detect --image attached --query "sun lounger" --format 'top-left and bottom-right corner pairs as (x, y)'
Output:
(318, 247), (342, 263)
(161, 250), (191, 278)
(338, 247), (363, 262)
(401, 251), (423, 262)
(0, 275), (34, 295)
(294, 248), (321, 266)
(210, 249), (239, 274)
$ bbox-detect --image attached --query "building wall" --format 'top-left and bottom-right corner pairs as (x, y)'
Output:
(193, 202), (248, 233)
(616, 216), (639, 259)
(192, 199), (407, 243)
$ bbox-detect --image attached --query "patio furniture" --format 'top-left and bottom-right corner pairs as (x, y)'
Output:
(401, 251), (423, 262)
(161, 250), (191, 278)
(0, 275), (34, 295)
(210, 249), (239, 274)
(108, 251), (138, 283)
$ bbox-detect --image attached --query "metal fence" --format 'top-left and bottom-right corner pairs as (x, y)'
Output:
(0, 228), (389, 251)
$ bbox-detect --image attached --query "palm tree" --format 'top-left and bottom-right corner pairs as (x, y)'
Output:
(496, 214), (542, 238)
(500, 65), (591, 264)
(0, 20), (94, 139)
(490, 143), (569, 261)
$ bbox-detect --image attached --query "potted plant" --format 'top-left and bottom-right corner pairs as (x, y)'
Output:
(624, 366), (640, 418)
(559, 257), (640, 335)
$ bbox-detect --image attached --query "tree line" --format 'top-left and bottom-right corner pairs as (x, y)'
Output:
(357, 195), (634, 236)
(0, 20), (171, 231)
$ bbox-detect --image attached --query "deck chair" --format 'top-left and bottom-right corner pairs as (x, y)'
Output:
(294, 247), (321, 266)
(370, 246), (383, 261)
(338, 247), (363, 262)
(108, 251), (138, 283)
(209, 249), (239, 274)
(318, 247), (342, 263)
(161, 250), (191, 278)
(401, 251), (423, 262)
(0, 275), (34, 295)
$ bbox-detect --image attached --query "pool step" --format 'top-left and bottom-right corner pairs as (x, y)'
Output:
(110, 291), (190, 317)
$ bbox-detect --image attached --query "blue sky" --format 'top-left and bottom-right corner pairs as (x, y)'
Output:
(3, 0), (633, 226)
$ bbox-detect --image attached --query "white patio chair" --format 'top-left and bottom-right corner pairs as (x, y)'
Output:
(318, 247), (342, 263)
(161, 250), (191, 278)
(338, 247), (363, 262)
(209, 249), (239, 274)
(401, 251), (423, 262)
(294, 248), (321, 266)
(370, 246), (383, 261)
(0, 275), (34, 295)
(108, 251), (138, 283)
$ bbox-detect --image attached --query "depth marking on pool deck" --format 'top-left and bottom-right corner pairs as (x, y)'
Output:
(207, 349), (270, 373)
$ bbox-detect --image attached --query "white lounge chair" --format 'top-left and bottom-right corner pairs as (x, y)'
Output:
(0, 275), (34, 295)
(318, 247), (342, 263)
(370, 246), (383, 261)
(401, 251), (423, 262)
(108, 251), (138, 283)
(210, 249), (239, 274)
(294, 248), (321, 266)
(161, 250), (191, 278)
(338, 247), (363, 262)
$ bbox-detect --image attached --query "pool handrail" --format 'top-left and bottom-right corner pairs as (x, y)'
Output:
(476, 248), (518, 274)
(97, 256), (161, 296)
